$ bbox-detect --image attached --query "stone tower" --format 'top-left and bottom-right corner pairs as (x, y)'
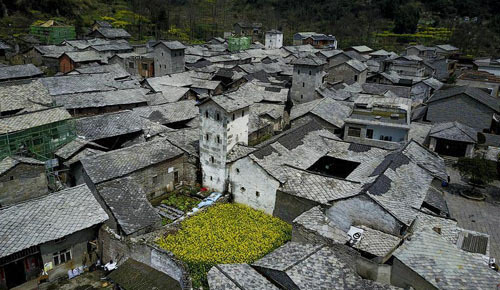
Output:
(198, 96), (250, 192)
(290, 54), (326, 103)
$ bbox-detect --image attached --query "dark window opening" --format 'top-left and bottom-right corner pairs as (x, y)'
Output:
(366, 129), (374, 139)
(205, 111), (209, 118)
(205, 134), (209, 141)
(256, 191), (260, 197)
(217, 136), (221, 143)
(307, 156), (361, 179)
(241, 187), (246, 192)
(348, 127), (361, 137)
(216, 113), (220, 121)
(297, 70), (300, 74)
(242, 110), (245, 117)
(236, 168), (240, 173)
(309, 70), (311, 75)
(232, 114), (235, 121)
(9, 176), (14, 181)
(354, 75), (358, 82)
(302, 82), (305, 87)
(210, 156), (215, 163)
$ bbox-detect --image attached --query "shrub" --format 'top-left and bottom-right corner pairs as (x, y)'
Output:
(161, 193), (199, 212)
(156, 203), (291, 288)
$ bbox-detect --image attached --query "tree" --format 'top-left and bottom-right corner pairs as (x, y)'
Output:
(394, 2), (420, 34)
(456, 156), (496, 191)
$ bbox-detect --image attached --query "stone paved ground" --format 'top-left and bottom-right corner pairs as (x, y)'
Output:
(444, 165), (500, 261)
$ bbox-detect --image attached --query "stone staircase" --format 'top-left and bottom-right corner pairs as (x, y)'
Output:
(156, 204), (184, 221)
(442, 156), (458, 167)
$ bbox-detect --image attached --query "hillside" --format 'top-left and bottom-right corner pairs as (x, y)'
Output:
(0, 0), (498, 55)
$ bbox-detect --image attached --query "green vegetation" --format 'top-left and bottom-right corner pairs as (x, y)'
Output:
(156, 203), (292, 288)
(161, 193), (199, 213)
(0, 0), (498, 54)
(456, 156), (497, 191)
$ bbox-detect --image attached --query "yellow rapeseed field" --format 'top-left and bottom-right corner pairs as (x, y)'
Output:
(156, 203), (291, 288)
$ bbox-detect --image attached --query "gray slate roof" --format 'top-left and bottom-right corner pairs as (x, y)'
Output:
(54, 88), (148, 110)
(361, 83), (410, 99)
(34, 44), (76, 58)
(75, 110), (167, 141)
(94, 28), (131, 39)
(290, 97), (352, 128)
(81, 138), (183, 184)
(290, 54), (326, 66)
(401, 140), (448, 181)
(280, 166), (361, 204)
(0, 156), (45, 176)
(430, 121), (478, 143)
(0, 79), (52, 113)
(62, 50), (103, 63)
(227, 144), (256, 163)
(0, 64), (43, 81)
(131, 100), (198, 125)
(0, 107), (71, 135)
(154, 40), (186, 50)
(393, 229), (500, 289)
(292, 206), (350, 244)
(353, 225), (401, 257)
(96, 177), (160, 235)
(428, 86), (500, 112)
(253, 242), (396, 289)
(162, 128), (200, 157)
(207, 264), (279, 290)
(0, 184), (108, 258)
(41, 73), (139, 96)
(55, 137), (107, 160)
(145, 86), (190, 105)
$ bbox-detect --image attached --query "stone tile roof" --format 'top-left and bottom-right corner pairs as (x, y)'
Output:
(0, 79), (52, 113)
(64, 148), (104, 166)
(41, 73), (140, 96)
(280, 166), (361, 204)
(350, 45), (373, 53)
(0, 40), (11, 50)
(227, 144), (256, 163)
(343, 59), (368, 72)
(208, 264), (279, 290)
(254, 242), (396, 289)
(96, 177), (160, 235)
(290, 54), (326, 66)
(55, 137), (107, 160)
(423, 186), (450, 216)
(0, 107), (71, 135)
(430, 121), (478, 143)
(82, 138), (183, 184)
(34, 44), (76, 58)
(154, 40), (186, 50)
(401, 140), (448, 181)
(94, 27), (131, 39)
(0, 184), (108, 258)
(62, 51), (103, 63)
(393, 229), (500, 289)
(250, 121), (340, 182)
(74, 63), (131, 79)
(428, 86), (500, 112)
(292, 206), (350, 244)
(75, 110), (167, 141)
(436, 44), (459, 51)
(201, 93), (253, 113)
(0, 64), (43, 81)
(131, 100), (198, 125)
(162, 128), (200, 157)
(353, 225), (401, 257)
(0, 156), (45, 176)
(54, 88), (148, 110)
(291, 97), (352, 128)
(91, 41), (132, 53)
(361, 83), (411, 99)
(108, 258), (182, 290)
(145, 86), (190, 105)
(408, 121), (432, 145)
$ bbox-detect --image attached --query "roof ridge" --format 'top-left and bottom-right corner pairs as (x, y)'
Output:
(0, 184), (87, 210)
(282, 164), (361, 184)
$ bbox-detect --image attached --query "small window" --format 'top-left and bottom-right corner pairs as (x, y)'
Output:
(256, 191), (260, 197)
(232, 114), (235, 121)
(236, 168), (240, 174)
(216, 113), (220, 121)
(302, 82), (305, 87)
(309, 70), (311, 75)
(354, 75), (358, 82)
(348, 127), (361, 137)
(162, 52), (164, 56)
(241, 187), (246, 192)
(129, 62), (135, 68)
(206, 134), (209, 141)
(142, 63), (148, 70)
(9, 176), (14, 181)
(366, 129), (374, 139)
(205, 111), (209, 118)
(152, 175), (158, 184)
(211, 156), (215, 163)
(297, 69), (300, 75)
(301, 95), (303, 99)
(217, 136), (221, 143)
(53, 249), (71, 266)
(210, 176), (213, 181)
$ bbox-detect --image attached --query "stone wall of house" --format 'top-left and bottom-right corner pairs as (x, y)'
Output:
(291, 64), (323, 103)
(426, 93), (494, 131)
(356, 256), (392, 285)
(273, 190), (320, 223)
(391, 258), (437, 290)
(98, 226), (191, 289)
(326, 195), (403, 236)
(0, 164), (48, 206)
(153, 45), (185, 77)
(265, 33), (283, 50)
(97, 155), (187, 201)
(40, 227), (97, 281)
(327, 63), (366, 84)
(228, 157), (280, 214)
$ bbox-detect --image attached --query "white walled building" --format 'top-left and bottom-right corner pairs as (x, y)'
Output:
(152, 40), (186, 76)
(198, 95), (251, 192)
(265, 30), (283, 50)
(290, 55), (326, 103)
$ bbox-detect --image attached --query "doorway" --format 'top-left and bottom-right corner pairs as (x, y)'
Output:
(4, 260), (26, 289)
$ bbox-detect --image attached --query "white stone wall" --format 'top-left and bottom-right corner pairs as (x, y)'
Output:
(229, 157), (280, 214)
(153, 45), (185, 76)
(199, 103), (249, 192)
(265, 33), (283, 49)
(291, 64), (323, 103)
